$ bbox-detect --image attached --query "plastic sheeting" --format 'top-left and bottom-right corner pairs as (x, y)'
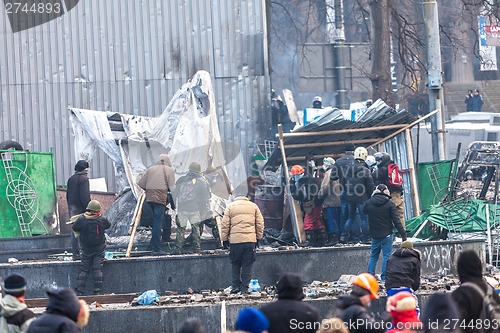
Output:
(69, 70), (247, 199)
(406, 199), (500, 239)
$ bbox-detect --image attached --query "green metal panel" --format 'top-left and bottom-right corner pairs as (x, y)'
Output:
(0, 150), (57, 237)
(417, 160), (454, 212)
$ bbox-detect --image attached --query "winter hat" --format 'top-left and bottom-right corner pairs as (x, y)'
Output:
(420, 293), (459, 333)
(3, 274), (26, 293)
(189, 162), (201, 173)
(277, 273), (305, 300)
(46, 288), (82, 323)
(75, 160), (89, 172)
(457, 250), (483, 282)
(372, 184), (390, 197)
(387, 291), (416, 312)
(235, 308), (269, 333)
(345, 143), (355, 152)
(401, 241), (414, 249)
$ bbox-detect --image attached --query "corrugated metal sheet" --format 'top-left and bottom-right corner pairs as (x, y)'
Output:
(0, 0), (270, 191)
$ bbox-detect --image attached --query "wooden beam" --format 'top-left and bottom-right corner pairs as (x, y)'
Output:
(126, 192), (146, 257)
(284, 138), (376, 149)
(276, 123), (406, 138)
(369, 109), (439, 148)
(405, 129), (421, 217)
(278, 124), (305, 243)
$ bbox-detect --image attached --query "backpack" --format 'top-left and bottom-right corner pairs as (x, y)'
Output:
(79, 219), (106, 248)
(461, 282), (500, 333)
(386, 163), (403, 188)
(177, 176), (209, 207)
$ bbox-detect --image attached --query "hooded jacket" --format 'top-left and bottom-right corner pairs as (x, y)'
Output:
(385, 248), (421, 291)
(421, 293), (459, 333)
(27, 288), (81, 333)
(343, 160), (374, 202)
(336, 295), (386, 333)
(387, 309), (421, 333)
(66, 171), (91, 217)
(363, 193), (406, 240)
(137, 154), (176, 205)
(0, 295), (35, 333)
(173, 171), (211, 213)
(260, 273), (321, 333)
(451, 251), (500, 333)
(374, 159), (402, 192)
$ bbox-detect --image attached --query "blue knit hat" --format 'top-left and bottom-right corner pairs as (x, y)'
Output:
(235, 308), (269, 333)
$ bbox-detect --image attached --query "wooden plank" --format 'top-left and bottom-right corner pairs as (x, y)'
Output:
(126, 192), (146, 257)
(26, 293), (139, 308)
(405, 129), (421, 217)
(278, 124), (305, 243)
(284, 138), (376, 149)
(282, 89), (300, 124)
(370, 109), (439, 148)
(277, 123), (406, 138)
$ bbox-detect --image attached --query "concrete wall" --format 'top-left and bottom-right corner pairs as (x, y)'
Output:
(80, 295), (432, 333)
(1, 240), (483, 298)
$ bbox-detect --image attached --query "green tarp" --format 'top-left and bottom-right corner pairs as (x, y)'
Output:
(417, 160), (454, 212)
(406, 198), (500, 238)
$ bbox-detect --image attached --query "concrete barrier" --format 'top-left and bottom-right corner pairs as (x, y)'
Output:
(1, 240), (484, 298)
(79, 295), (432, 333)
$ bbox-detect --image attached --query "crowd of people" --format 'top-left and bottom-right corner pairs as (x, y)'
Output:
(1, 245), (493, 333)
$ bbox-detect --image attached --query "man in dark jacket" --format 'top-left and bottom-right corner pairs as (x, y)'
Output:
(27, 288), (89, 333)
(66, 160), (91, 260)
(472, 89), (484, 112)
(364, 184), (406, 281)
(452, 250), (500, 333)
(72, 200), (111, 295)
(338, 147), (374, 243)
(336, 273), (387, 333)
(373, 152), (405, 230)
(173, 162), (211, 254)
(464, 90), (474, 112)
(260, 273), (321, 333)
(0, 274), (35, 333)
(385, 241), (421, 292)
(330, 143), (355, 241)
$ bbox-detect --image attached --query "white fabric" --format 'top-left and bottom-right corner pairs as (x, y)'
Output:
(69, 70), (245, 199)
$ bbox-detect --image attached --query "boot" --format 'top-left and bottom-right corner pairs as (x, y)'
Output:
(339, 235), (348, 244)
(313, 230), (325, 247)
(325, 233), (339, 246)
(301, 231), (314, 247)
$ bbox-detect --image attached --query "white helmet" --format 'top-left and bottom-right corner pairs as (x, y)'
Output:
(313, 96), (322, 103)
(365, 155), (376, 167)
(354, 147), (368, 161)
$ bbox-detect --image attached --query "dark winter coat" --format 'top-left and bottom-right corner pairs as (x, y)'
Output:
(260, 274), (321, 333)
(336, 295), (386, 333)
(27, 288), (81, 333)
(290, 175), (323, 206)
(373, 160), (402, 193)
(330, 152), (354, 186)
(363, 193), (406, 239)
(385, 248), (421, 290)
(173, 172), (211, 213)
(452, 251), (500, 333)
(66, 172), (91, 217)
(72, 214), (111, 251)
(340, 160), (374, 202)
(471, 94), (484, 112)
(465, 94), (474, 111)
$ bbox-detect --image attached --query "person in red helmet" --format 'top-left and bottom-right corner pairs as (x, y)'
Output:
(386, 291), (422, 333)
(289, 164), (325, 247)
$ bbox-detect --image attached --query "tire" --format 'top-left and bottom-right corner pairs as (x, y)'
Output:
(0, 140), (24, 151)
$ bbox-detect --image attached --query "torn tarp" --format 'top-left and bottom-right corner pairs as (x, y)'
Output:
(69, 70), (247, 199)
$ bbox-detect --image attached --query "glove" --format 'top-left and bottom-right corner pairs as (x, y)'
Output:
(255, 240), (260, 249)
(223, 241), (230, 249)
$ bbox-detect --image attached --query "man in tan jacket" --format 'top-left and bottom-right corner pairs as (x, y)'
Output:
(221, 187), (264, 294)
(138, 154), (176, 255)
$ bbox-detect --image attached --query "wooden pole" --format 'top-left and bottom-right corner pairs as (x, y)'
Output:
(126, 192), (146, 257)
(284, 138), (376, 149)
(370, 109), (439, 148)
(276, 123), (406, 138)
(405, 129), (421, 217)
(278, 124), (304, 243)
